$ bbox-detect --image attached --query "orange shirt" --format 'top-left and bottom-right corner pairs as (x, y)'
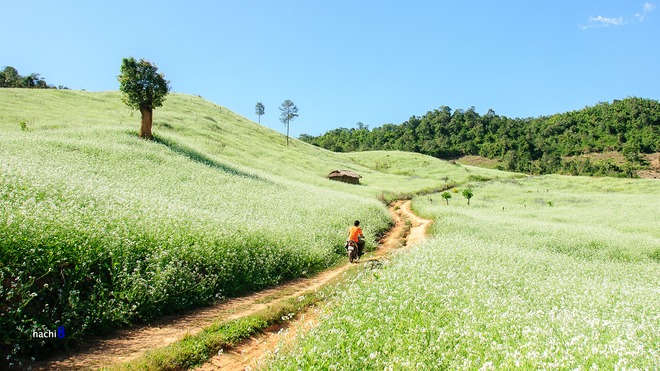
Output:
(348, 226), (363, 242)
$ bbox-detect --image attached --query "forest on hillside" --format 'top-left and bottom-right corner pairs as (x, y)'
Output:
(301, 97), (660, 177)
(0, 66), (68, 89)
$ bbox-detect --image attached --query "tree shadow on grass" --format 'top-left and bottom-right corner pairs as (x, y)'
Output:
(153, 135), (273, 184)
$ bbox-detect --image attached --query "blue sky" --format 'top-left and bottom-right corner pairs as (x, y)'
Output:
(2, 1), (658, 137)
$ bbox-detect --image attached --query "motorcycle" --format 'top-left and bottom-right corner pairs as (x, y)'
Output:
(345, 237), (364, 263)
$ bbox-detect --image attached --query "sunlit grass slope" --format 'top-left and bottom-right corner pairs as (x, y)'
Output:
(0, 88), (511, 362)
(0, 90), (459, 361)
(0, 90), (374, 361)
(267, 176), (660, 370)
(0, 89), (511, 198)
(341, 150), (512, 199)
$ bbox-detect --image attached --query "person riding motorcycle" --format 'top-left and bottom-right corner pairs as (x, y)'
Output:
(346, 220), (365, 260)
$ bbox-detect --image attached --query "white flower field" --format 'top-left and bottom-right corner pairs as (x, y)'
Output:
(0, 90), (400, 362)
(2, 89), (509, 365)
(267, 176), (660, 370)
(5, 89), (656, 370)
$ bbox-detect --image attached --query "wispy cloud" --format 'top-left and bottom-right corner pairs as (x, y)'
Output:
(581, 3), (655, 29)
(635, 2), (656, 21)
(583, 15), (625, 29)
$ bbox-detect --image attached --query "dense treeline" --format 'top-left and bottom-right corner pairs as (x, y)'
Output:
(0, 66), (68, 89)
(301, 97), (660, 177)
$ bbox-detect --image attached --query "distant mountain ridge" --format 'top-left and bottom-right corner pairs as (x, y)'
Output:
(301, 97), (660, 177)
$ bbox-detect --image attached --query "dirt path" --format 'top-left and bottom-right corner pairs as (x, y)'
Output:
(400, 199), (432, 246)
(194, 200), (432, 371)
(33, 200), (431, 371)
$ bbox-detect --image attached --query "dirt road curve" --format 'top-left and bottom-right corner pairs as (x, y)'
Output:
(196, 201), (432, 371)
(400, 199), (432, 246)
(34, 200), (432, 371)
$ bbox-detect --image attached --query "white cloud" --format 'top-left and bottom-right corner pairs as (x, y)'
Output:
(581, 15), (625, 29)
(581, 3), (654, 29)
(592, 15), (624, 25)
(636, 2), (656, 20)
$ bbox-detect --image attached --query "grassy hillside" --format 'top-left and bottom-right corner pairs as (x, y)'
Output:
(0, 89), (511, 364)
(267, 175), (660, 369)
(1, 89), (511, 199)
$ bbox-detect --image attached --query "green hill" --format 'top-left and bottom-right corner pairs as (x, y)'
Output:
(0, 89), (512, 361)
(302, 97), (660, 176)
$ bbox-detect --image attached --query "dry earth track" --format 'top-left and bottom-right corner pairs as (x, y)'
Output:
(33, 200), (431, 370)
(194, 200), (432, 371)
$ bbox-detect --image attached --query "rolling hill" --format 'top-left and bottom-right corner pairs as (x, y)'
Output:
(0, 89), (512, 362)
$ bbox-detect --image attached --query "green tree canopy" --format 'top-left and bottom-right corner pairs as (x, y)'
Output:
(117, 57), (171, 139)
(441, 191), (451, 205)
(462, 188), (474, 205)
(0, 66), (66, 89)
(299, 97), (660, 177)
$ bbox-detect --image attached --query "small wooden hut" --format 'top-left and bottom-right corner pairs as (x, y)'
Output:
(326, 169), (363, 184)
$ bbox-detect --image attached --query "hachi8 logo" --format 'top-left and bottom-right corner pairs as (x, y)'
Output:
(32, 327), (65, 339)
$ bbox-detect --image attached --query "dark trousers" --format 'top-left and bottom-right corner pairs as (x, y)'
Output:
(357, 240), (365, 256)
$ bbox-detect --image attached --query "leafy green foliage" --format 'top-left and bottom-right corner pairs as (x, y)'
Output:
(301, 97), (660, 177)
(462, 188), (473, 204)
(117, 57), (171, 139)
(0, 66), (67, 89)
(117, 57), (170, 111)
(441, 191), (451, 205)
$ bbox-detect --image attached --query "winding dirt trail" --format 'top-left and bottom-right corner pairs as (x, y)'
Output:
(400, 199), (433, 246)
(33, 201), (432, 371)
(194, 200), (432, 371)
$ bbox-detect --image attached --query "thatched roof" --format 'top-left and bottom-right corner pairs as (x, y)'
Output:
(326, 169), (362, 179)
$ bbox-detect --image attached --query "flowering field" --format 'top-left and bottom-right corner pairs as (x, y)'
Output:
(0, 89), (513, 365)
(266, 175), (660, 369)
(0, 90), (393, 363)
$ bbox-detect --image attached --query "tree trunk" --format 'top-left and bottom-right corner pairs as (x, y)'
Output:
(286, 120), (289, 146)
(139, 106), (153, 139)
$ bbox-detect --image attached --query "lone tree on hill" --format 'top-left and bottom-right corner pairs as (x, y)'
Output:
(462, 188), (474, 205)
(279, 99), (298, 146)
(255, 102), (265, 124)
(117, 57), (171, 139)
(441, 191), (451, 205)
